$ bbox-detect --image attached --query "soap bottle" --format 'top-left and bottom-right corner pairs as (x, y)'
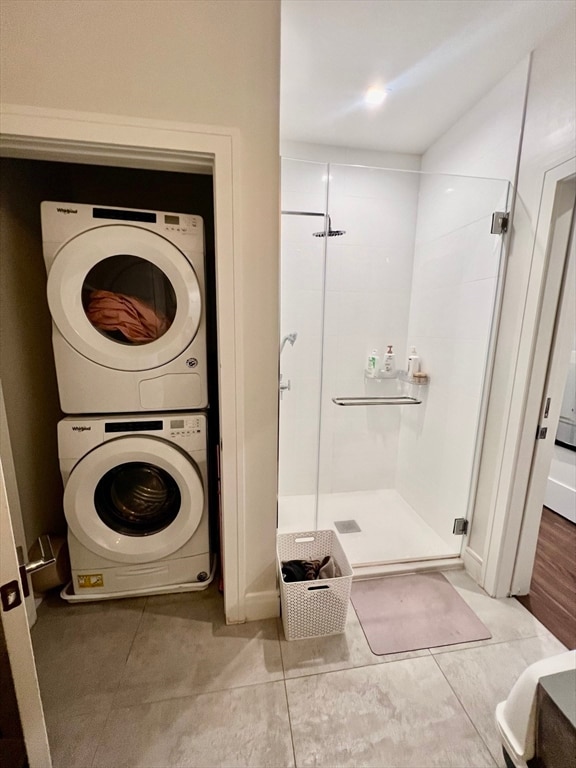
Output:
(407, 346), (420, 378)
(382, 345), (396, 377)
(366, 349), (380, 378)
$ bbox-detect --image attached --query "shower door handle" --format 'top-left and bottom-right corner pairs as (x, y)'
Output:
(332, 396), (422, 406)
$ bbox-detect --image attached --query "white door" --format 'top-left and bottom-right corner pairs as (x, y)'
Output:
(510, 174), (575, 595)
(0, 458), (51, 768)
(0, 383), (37, 628)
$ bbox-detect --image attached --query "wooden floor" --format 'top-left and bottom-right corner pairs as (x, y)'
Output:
(517, 507), (576, 649)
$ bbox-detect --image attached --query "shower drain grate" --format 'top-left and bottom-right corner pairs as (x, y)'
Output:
(334, 520), (361, 534)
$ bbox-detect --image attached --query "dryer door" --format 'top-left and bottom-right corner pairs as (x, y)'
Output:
(47, 225), (202, 371)
(64, 436), (204, 563)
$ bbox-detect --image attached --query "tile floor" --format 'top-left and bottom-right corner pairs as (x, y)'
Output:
(32, 570), (567, 768)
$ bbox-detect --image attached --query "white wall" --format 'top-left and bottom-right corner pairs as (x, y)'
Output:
(421, 58), (531, 180)
(278, 145), (420, 500)
(279, 159), (327, 497)
(320, 164), (420, 494)
(410, 57), (531, 562)
(396, 172), (510, 552)
(0, 0), (281, 615)
(281, 141), (421, 171)
(472, 21), (576, 591)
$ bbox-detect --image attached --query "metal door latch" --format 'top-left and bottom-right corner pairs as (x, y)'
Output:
(17, 534), (56, 598)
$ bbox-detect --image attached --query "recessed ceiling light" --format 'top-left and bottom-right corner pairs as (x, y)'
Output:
(365, 86), (388, 107)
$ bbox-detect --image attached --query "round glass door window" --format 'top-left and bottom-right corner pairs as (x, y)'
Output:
(94, 461), (181, 536)
(82, 255), (177, 345)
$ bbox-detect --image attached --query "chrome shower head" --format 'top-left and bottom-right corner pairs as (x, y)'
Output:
(313, 216), (346, 238)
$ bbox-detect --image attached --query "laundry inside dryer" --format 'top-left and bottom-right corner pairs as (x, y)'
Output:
(83, 255), (177, 344)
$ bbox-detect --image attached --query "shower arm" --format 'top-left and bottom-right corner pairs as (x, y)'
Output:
(281, 210), (344, 238)
(281, 210), (330, 227)
(281, 210), (325, 217)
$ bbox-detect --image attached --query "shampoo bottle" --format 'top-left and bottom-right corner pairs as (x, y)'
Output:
(382, 345), (396, 377)
(407, 346), (420, 378)
(366, 349), (380, 378)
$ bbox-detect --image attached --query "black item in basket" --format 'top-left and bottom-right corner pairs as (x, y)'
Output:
(281, 556), (340, 582)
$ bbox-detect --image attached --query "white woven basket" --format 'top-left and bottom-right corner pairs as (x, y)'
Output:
(277, 530), (353, 641)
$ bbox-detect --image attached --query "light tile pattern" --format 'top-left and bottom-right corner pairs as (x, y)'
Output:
(113, 588), (283, 708)
(33, 571), (567, 768)
(286, 657), (496, 767)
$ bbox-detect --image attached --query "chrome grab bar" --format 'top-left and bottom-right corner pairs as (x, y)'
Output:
(332, 396), (422, 406)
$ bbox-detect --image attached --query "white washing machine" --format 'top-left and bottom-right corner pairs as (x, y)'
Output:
(41, 201), (208, 414)
(58, 412), (212, 598)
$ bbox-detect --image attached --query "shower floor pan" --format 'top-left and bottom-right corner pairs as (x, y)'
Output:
(277, 489), (461, 571)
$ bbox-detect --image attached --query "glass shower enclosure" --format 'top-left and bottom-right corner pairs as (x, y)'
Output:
(278, 159), (510, 570)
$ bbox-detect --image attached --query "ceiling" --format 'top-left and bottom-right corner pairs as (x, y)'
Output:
(280, 0), (575, 154)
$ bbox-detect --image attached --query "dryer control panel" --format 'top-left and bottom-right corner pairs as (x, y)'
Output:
(41, 201), (204, 258)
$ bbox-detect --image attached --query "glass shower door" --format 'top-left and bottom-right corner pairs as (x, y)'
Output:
(316, 163), (510, 566)
(277, 158), (328, 533)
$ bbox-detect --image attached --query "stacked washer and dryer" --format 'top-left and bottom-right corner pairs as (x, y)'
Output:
(41, 202), (213, 599)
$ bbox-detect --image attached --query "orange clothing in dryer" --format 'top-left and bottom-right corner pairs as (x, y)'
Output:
(86, 290), (170, 343)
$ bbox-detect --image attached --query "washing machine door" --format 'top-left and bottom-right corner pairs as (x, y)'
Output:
(46, 225), (202, 371)
(63, 436), (204, 563)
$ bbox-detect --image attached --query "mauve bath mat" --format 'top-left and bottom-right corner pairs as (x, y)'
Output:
(350, 572), (491, 655)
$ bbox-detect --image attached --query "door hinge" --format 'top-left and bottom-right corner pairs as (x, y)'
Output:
(491, 211), (509, 234)
(536, 425), (548, 440)
(453, 517), (469, 535)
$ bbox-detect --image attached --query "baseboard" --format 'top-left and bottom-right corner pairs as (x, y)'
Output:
(462, 546), (483, 584)
(243, 589), (280, 621)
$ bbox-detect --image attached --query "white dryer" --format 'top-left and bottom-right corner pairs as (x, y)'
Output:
(58, 412), (212, 597)
(41, 201), (208, 414)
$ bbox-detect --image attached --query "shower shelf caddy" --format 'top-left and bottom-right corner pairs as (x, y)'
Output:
(363, 369), (430, 384)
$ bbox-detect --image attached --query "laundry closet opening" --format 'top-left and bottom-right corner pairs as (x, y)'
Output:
(0, 157), (220, 569)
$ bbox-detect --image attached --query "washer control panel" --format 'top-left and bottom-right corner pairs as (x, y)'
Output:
(58, 412), (207, 457)
(169, 415), (204, 438)
(162, 214), (200, 235)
